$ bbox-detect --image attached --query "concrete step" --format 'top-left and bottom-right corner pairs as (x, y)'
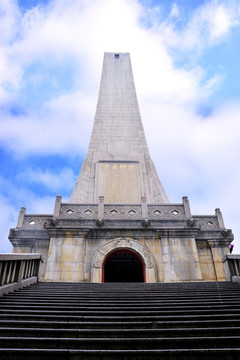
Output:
(1, 326), (240, 338)
(1, 335), (240, 350)
(3, 291), (240, 297)
(1, 312), (240, 322)
(0, 320), (154, 329)
(1, 308), (240, 317)
(1, 304), (240, 312)
(0, 319), (239, 329)
(0, 348), (239, 360)
(1, 297), (240, 304)
(0, 281), (240, 359)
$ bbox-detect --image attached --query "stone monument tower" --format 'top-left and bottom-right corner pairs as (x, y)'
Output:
(9, 53), (233, 283)
(69, 53), (168, 205)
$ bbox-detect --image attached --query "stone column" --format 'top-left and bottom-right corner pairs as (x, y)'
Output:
(182, 196), (191, 218)
(160, 230), (202, 282)
(208, 240), (228, 281)
(17, 207), (26, 228)
(53, 196), (62, 218)
(215, 208), (225, 229)
(44, 229), (89, 282)
(141, 196), (148, 219)
(98, 196), (104, 221)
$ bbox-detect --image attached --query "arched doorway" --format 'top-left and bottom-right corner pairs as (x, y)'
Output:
(91, 238), (157, 283)
(103, 249), (145, 282)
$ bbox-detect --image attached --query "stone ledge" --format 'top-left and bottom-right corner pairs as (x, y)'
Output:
(0, 276), (38, 297)
(0, 253), (43, 261)
(222, 254), (240, 261)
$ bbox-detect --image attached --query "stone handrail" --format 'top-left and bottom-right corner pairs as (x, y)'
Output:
(222, 254), (240, 283)
(0, 253), (43, 296)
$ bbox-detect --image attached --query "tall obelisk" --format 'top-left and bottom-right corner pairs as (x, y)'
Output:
(69, 53), (168, 204)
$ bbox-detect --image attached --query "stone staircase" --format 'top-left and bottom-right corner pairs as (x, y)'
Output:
(0, 281), (240, 359)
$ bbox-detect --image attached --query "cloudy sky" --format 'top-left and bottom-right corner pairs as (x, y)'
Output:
(1, 0), (240, 253)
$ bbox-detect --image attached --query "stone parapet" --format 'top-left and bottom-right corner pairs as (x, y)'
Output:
(15, 202), (228, 231)
(0, 253), (43, 296)
(222, 254), (240, 281)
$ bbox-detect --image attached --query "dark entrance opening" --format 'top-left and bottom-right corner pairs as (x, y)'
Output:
(103, 250), (145, 282)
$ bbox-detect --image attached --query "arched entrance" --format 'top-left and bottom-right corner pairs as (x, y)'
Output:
(103, 250), (145, 282)
(91, 238), (158, 283)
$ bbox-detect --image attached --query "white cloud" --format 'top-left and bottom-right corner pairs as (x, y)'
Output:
(160, 0), (240, 52)
(170, 2), (179, 18)
(210, 4), (233, 39)
(17, 167), (76, 191)
(1, 91), (95, 155)
(0, 0), (20, 45)
(0, 194), (18, 253)
(0, 176), (56, 253)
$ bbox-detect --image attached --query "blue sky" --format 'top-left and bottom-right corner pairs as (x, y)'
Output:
(1, 0), (240, 253)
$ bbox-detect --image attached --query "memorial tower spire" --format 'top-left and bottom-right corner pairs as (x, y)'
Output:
(69, 52), (168, 204)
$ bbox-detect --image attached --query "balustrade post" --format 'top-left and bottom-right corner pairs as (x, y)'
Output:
(6, 262), (13, 284)
(1, 263), (7, 286)
(17, 261), (26, 282)
(11, 261), (17, 283)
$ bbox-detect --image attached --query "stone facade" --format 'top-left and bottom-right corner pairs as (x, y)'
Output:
(9, 197), (233, 282)
(9, 53), (233, 282)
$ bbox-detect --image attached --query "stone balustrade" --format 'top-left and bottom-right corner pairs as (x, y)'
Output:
(17, 196), (227, 233)
(0, 254), (43, 296)
(222, 254), (240, 282)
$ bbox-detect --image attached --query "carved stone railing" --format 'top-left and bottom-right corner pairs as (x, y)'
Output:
(0, 254), (43, 296)
(14, 196), (231, 233)
(222, 255), (240, 283)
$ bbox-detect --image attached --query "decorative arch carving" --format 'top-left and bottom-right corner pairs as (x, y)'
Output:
(91, 237), (158, 283)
